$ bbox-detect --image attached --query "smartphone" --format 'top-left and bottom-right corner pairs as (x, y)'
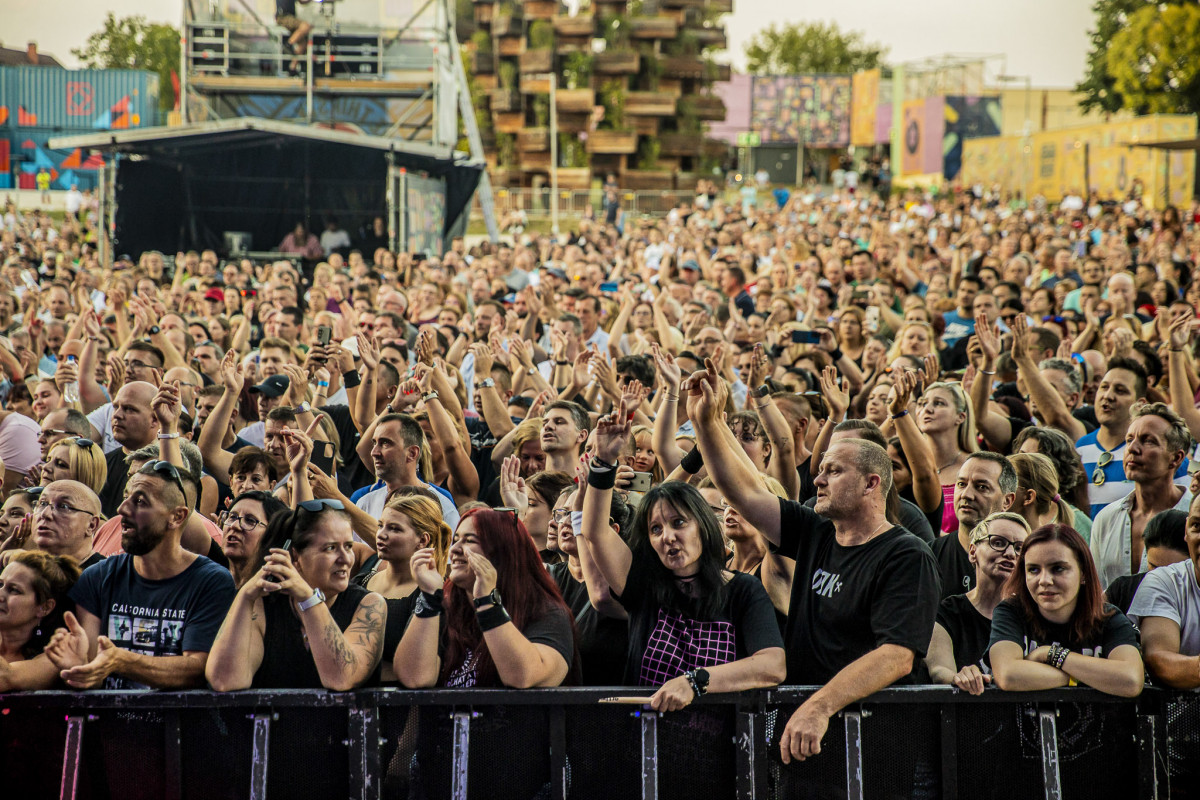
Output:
(310, 440), (335, 475)
(502, 293), (517, 304)
(865, 306), (880, 334)
(316, 325), (332, 347)
(599, 281), (619, 293)
(628, 472), (653, 493)
(266, 538), (292, 583)
(791, 330), (821, 345)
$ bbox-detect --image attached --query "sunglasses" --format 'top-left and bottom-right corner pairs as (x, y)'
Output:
(142, 460), (188, 499)
(1092, 451), (1115, 486)
(1042, 315), (1066, 325)
(297, 498), (345, 512)
(69, 438), (95, 448)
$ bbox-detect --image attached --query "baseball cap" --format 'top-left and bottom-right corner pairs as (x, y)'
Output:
(248, 374), (290, 398)
(204, 288), (226, 302)
(681, 259), (700, 272)
(545, 267), (568, 281)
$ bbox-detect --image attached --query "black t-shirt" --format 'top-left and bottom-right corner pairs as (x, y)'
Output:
(900, 486), (943, 543)
(931, 533), (974, 600)
(79, 551), (106, 570)
(987, 599), (1139, 663)
(802, 494), (934, 545)
(1074, 405), (1099, 432)
(441, 604), (576, 688)
(548, 562), (629, 686)
(1104, 572), (1147, 616)
(795, 459), (816, 504)
(318, 404), (372, 497)
(776, 499), (940, 684)
(99, 447), (132, 519)
(611, 555), (783, 687)
(465, 417), (498, 501)
(936, 593), (992, 673)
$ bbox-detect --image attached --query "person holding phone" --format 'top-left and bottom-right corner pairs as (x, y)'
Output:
(205, 499), (386, 690)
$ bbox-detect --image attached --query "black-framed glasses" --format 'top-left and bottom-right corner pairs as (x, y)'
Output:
(141, 460), (188, 499)
(124, 358), (159, 372)
(223, 511), (267, 531)
(38, 428), (72, 440)
(982, 534), (1023, 556)
(297, 498), (345, 512)
(34, 498), (97, 518)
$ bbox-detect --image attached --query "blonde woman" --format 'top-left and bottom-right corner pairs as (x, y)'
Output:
(354, 492), (451, 683)
(915, 382), (980, 534)
(1008, 452), (1076, 533)
(40, 438), (107, 497)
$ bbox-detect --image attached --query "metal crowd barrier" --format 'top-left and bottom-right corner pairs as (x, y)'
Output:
(1, 686), (1193, 800)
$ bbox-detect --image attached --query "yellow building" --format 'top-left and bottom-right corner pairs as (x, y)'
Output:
(988, 87), (1132, 137)
(962, 114), (1196, 208)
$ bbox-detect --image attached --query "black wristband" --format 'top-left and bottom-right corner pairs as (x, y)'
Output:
(587, 466), (618, 490)
(476, 602), (512, 632)
(680, 445), (705, 475)
(413, 589), (444, 618)
(342, 369), (361, 389)
(829, 348), (844, 362)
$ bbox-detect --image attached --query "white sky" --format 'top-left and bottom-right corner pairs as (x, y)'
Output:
(4, 0), (1095, 88)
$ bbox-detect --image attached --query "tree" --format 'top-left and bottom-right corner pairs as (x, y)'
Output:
(743, 21), (886, 76)
(1106, 3), (1200, 115)
(71, 14), (180, 112)
(1075, 0), (1197, 115)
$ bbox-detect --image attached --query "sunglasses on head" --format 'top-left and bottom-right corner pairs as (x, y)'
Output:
(141, 460), (188, 499)
(297, 498), (345, 513)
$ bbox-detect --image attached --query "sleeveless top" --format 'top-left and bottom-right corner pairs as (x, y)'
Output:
(251, 583), (380, 688)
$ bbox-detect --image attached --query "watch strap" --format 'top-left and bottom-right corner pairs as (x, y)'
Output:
(298, 588), (325, 611)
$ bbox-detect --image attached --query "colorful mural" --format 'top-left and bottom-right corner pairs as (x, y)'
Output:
(900, 97), (945, 177)
(943, 96), (1002, 180)
(850, 69), (880, 147)
(749, 75), (852, 147)
(405, 173), (447, 256)
(961, 114), (1197, 207)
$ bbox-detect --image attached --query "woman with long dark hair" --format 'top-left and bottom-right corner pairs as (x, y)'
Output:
(206, 499), (386, 691)
(220, 490), (288, 588)
(581, 398), (786, 710)
(988, 524), (1143, 696)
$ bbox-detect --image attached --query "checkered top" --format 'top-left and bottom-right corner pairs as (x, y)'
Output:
(638, 608), (737, 687)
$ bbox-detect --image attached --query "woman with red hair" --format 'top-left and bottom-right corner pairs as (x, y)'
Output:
(393, 507), (577, 688)
(988, 524), (1143, 697)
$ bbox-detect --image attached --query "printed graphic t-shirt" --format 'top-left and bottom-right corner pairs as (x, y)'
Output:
(70, 553), (236, 689)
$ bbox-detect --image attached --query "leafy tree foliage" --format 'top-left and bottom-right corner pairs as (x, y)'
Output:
(71, 14), (180, 111)
(744, 21), (886, 76)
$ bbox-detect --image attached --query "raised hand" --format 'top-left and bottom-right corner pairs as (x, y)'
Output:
(888, 369), (918, 417)
(260, 547), (314, 601)
(283, 426), (315, 474)
(1167, 312), (1190, 352)
(683, 358), (727, 426)
(281, 364), (308, 406)
(819, 365), (849, 420)
(220, 349), (245, 395)
(417, 328), (436, 366)
(151, 380), (183, 431)
(356, 332), (380, 371)
(105, 353), (126, 395)
(621, 378), (649, 411)
(509, 336), (535, 370)
(651, 342), (681, 392)
(747, 342), (771, 388)
(499, 455), (529, 515)
(45, 611), (89, 674)
(528, 389), (552, 419)
(411, 547), (444, 593)
(468, 549), (498, 602)
(973, 312), (1001, 363)
(594, 397), (634, 464)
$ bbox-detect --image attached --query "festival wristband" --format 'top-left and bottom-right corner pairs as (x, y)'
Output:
(317, 380), (329, 388)
(476, 603), (512, 632)
(587, 466), (617, 490)
(680, 446), (705, 475)
(342, 370), (361, 389)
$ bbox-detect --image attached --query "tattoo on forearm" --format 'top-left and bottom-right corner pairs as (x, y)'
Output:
(321, 619), (357, 670)
(343, 595), (385, 664)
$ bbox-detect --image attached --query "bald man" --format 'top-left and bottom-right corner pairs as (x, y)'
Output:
(1106, 272), (1137, 318)
(98, 382), (161, 518)
(30, 480), (105, 569)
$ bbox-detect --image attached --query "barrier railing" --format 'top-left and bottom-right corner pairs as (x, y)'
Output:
(475, 189), (700, 223)
(2, 686), (1193, 800)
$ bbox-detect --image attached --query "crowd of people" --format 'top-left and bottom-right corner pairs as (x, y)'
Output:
(1, 183), (1200, 774)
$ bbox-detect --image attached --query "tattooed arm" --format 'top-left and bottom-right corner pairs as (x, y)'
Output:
(300, 592), (387, 691)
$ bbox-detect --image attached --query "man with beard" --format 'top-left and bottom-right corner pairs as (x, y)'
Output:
(29, 480), (105, 569)
(690, 366), (938, 766)
(930, 453), (1017, 600)
(45, 462), (235, 689)
(355, 413), (459, 531)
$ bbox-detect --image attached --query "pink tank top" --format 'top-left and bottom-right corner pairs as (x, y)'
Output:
(940, 484), (958, 535)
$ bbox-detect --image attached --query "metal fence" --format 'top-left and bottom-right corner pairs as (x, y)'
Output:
(478, 189), (700, 221)
(2, 686), (1194, 800)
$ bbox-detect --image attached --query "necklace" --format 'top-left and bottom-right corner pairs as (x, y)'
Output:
(936, 455), (960, 473)
(867, 519), (891, 539)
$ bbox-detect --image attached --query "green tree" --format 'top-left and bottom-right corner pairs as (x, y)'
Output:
(71, 13), (180, 112)
(1105, 3), (1200, 115)
(743, 21), (886, 75)
(1075, 0), (1193, 115)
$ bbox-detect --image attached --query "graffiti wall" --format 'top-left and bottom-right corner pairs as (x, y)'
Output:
(899, 97), (945, 177)
(850, 69), (880, 147)
(943, 96), (1002, 180)
(749, 75), (851, 147)
(961, 114), (1197, 207)
(405, 172), (446, 256)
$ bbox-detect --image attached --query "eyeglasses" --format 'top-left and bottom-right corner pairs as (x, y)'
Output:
(142, 460), (188, 499)
(981, 534), (1023, 555)
(297, 498), (345, 512)
(35, 498), (96, 518)
(38, 428), (72, 440)
(551, 509), (572, 523)
(224, 512), (266, 531)
(124, 358), (159, 372)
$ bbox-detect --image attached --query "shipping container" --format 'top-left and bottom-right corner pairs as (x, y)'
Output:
(0, 129), (106, 191)
(0, 66), (160, 132)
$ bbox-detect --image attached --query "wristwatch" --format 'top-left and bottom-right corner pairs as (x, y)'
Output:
(754, 383), (771, 399)
(685, 667), (710, 697)
(148, 325), (161, 335)
(422, 390), (440, 402)
(475, 378), (496, 390)
(298, 588), (326, 611)
(473, 588), (502, 609)
(157, 432), (181, 440)
(294, 401), (312, 414)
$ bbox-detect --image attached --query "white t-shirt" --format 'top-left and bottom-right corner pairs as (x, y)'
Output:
(1129, 560), (1200, 660)
(356, 482), (460, 535)
(88, 403), (119, 453)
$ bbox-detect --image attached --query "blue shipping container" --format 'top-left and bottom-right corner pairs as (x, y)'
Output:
(0, 66), (160, 132)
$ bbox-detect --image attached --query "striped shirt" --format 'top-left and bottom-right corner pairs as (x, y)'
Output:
(1076, 430), (1191, 519)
